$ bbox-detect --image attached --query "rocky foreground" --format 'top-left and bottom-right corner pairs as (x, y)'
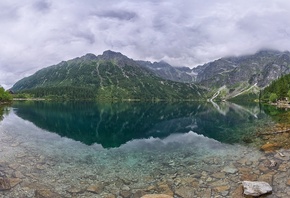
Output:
(1, 136), (290, 198)
(1, 114), (290, 198)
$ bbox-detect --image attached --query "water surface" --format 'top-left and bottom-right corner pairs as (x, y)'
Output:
(11, 101), (267, 147)
(0, 101), (282, 197)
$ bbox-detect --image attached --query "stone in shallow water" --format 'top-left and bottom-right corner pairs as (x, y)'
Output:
(132, 189), (146, 198)
(141, 194), (173, 198)
(157, 183), (173, 196)
(34, 189), (62, 198)
(9, 178), (22, 188)
(103, 193), (116, 198)
(175, 186), (195, 198)
(274, 153), (289, 161)
(278, 163), (288, 172)
(214, 185), (230, 193)
(0, 177), (11, 191)
(203, 188), (212, 197)
(120, 190), (132, 198)
(9, 163), (19, 170)
(258, 172), (274, 185)
(242, 181), (272, 196)
(260, 143), (279, 151)
(86, 182), (104, 194)
(13, 170), (25, 179)
(66, 186), (84, 194)
(11, 142), (20, 147)
(230, 185), (244, 198)
(211, 172), (226, 179)
(222, 166), (238, 174)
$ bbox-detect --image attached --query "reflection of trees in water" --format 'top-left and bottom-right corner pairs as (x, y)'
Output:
(0, 105), (10, 122)
(263, 104), (290, 123)
(0, 106), (3, 121)
(13, 101), (203, 148)
(12, 101), (267, 148)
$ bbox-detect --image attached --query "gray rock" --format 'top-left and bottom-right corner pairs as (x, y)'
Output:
(35, 188), (62, 198)
(222, 166), (238, 174)
(0, 177), (11, 191)
(242, 181), (272, 196)
(87, 182), (104, 194)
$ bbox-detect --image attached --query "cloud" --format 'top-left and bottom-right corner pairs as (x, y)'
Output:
(1, 0), (290, 88)
(96, 10), (138, 21)
(33, 0), (51, 12)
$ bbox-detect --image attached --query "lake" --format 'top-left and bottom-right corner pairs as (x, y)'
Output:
(0, 101), (290, 197)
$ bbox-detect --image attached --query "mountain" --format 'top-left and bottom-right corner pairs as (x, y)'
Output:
(12, 49), (290, 101)
(195, 50), (290, 100)
(141, 50), (290, 100)
(196, 50), (290, 87)
(137, 60), (197, 83)
(11, 50), (205, 100)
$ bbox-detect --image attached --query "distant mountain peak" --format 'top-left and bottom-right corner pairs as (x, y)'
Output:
(101, 50), (127, 59)
(82, 53), (98, 60)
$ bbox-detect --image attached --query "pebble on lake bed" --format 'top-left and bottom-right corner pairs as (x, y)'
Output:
(141, 194), (173, 198)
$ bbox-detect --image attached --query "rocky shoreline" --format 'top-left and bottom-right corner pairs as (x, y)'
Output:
(1, 129), (290, 198)
(1, 107), (290, 198)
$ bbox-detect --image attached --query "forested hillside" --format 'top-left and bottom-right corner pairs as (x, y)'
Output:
(0, 86), (12, 102)
(260, 74), (290, 102)
(11, 51), (205, 101)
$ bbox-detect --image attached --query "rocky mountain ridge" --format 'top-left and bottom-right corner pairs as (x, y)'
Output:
(11, 49), (290, 101)
(11, 50), (205, 100)
(140, 50), (290, 100)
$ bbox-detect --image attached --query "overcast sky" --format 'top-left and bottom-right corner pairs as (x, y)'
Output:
(1, 0), (290, 89)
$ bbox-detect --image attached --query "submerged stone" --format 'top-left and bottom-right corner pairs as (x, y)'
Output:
(103, 193), (116, 198)
(242, 181), (272, 196)
(211, 172), (226, 179)
(222, 166), (238, 174)
(157, 183), (173, 196)
(175, 186), (195, 198)
(120, 190), (132, 198)
(34, 189), (62, 198)
(0, 177), (11, 191)
(9, 178), (22, 188)
(214, 185), (230, 193)
(258, 172), (274, 185)
(141, 194), (173, 198)
(12, 170), (25, 179)
(66, 186), (84, 194)
(230, 185), (244, 198)
(86, 183), (104, 194)
(260, 143), (280, 151)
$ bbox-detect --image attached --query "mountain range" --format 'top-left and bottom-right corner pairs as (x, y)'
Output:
(11, 50), (205, 100)
(140, 50), (290, 100)
(11, 49), (290, 101)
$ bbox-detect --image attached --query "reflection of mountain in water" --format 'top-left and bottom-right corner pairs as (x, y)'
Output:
(13, 101), (267, 148)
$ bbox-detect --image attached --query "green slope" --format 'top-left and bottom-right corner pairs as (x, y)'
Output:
(11, 51), (206, 101)
(260, 74), (290, 102)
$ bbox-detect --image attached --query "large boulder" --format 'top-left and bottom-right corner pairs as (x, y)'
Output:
(242, 181), (272, 196)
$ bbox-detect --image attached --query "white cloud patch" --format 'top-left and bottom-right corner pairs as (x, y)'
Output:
(1, 0), (290, 88)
